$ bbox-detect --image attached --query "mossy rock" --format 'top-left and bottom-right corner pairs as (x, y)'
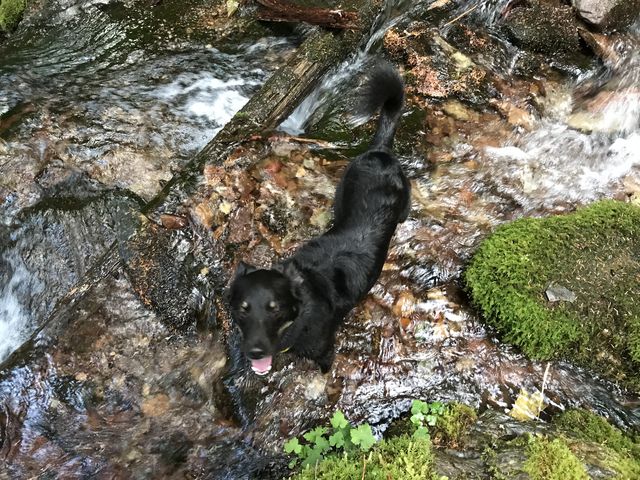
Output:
(553, 409), (640, 478)
(0, 0), (26, 32)
(524, 437), (589, 480)
(292, 435), (438, 480)
(464, 200), (640, 391)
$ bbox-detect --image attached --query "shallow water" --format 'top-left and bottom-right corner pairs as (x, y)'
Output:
(1, 0), (640, 478)
(0, 0), (295, 362)
(0, 0), (295, 219)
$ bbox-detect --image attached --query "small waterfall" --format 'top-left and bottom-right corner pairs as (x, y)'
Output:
(280, 0), (413, 134)
(0, 249), (42, 362)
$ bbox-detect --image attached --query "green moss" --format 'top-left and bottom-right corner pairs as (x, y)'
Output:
(292, 435), (438, 480)
(432, 403), (477, 447)
(464, 200), (640, 389)
(554, 410), (637, 455)
(524, 437), (589, 480)
(554, 409), (640, 478)
(0, 0), (26, 32)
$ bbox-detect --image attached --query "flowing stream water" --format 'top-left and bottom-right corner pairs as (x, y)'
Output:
(1, 0), (639, 478)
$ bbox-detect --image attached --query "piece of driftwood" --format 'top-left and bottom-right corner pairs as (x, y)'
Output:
(256, 0), (359, 30)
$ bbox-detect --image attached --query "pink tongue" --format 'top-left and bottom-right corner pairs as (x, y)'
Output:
(251, 356), (273, 374)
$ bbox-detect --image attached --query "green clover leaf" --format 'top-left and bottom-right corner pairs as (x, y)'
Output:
(284, 437), (303, 455)
(330, 410), (349, 430)
(350, 424), (376, 452)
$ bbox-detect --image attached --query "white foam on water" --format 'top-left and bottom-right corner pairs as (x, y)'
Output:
(482, 23), (640, 207)
(0, 251), (40, 363)
(150, 72), (262, 137)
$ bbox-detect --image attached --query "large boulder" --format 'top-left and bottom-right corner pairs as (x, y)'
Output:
(572, 0), (640, 31)
(464, 201), (640, 392)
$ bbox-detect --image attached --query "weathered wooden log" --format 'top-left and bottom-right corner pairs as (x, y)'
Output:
(256, 0), (359, 30)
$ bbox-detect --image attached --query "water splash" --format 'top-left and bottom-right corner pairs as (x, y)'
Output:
(481, 23), (640, 208)
(0, 250), (42, 362)
(280, 0), (414, 134)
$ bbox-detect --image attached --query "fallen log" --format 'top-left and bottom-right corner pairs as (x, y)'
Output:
(256, 0), (359, 30)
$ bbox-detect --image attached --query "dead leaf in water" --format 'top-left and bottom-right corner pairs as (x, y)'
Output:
(160, 214), (188, 230)
(226, 0), (239, 17)
(192, 202), (215, 229)
(141, 394), (170, 417)
(393, 291), (416, 318)
(428, 0), (452, 10)
(509, 389), (547, 421)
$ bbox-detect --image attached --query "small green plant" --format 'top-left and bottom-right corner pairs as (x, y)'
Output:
(292, 434), (439, 480)
(284, 410), (377, 468)
(410, 400), (445, 439)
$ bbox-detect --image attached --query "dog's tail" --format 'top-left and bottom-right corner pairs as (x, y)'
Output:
(359, 61), (405, 150)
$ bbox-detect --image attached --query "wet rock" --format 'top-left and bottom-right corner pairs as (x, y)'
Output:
(572, 0), (640, 31)
(0, 275), (242, 479)
(0, 187), (141, 362)
(503, 1), (581, 57)
(118, 219), (217, 331)
(383, 27), (494, 106)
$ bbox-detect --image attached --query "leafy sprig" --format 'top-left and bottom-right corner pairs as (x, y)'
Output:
(284, 410), (377, 468)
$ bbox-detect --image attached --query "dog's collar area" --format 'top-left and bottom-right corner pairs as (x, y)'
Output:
(277, 320), (295, 354)
(277, 320), (294, 337)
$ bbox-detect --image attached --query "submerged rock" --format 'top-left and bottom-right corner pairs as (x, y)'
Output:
(572, 0), (640, 31)
(0, 183), (141, 362)
(502, 1), (581, 57)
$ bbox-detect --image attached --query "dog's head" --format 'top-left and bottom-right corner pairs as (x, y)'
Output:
(227, 261), (300, 375)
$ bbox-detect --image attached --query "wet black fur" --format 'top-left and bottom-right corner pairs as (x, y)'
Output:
(227, 63), (410, 373)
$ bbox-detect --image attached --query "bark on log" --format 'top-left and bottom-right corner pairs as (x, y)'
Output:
(256, 0), (359, 30)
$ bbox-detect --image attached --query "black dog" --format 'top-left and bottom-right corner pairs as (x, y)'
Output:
(227, 63), (410, 375)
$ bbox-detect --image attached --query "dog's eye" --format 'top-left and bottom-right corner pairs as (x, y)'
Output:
(240, 301), (249, 311)
(267, 300), (279, 311)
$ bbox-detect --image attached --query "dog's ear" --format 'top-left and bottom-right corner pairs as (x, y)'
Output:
(234, 260), (256, 278)
(274, 262), (304, 299)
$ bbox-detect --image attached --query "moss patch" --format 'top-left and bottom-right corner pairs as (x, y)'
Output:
(464, 200), (640, 390)
(292, 435), (438, 480)
(432, 403), (477, 448)
(524, 437), (589, 480)
(554, 409), (640, 478)
(0, 0), (26, 32)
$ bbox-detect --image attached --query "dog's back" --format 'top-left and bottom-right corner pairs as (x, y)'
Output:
(289, 63), (410, 312)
